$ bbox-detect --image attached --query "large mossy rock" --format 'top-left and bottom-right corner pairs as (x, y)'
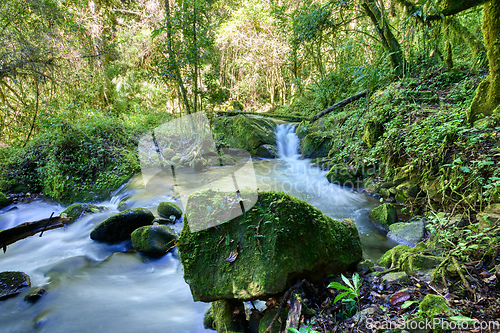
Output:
(212, 115), (277, 157)
(387, 220), (425, 247)
(0, 271), (31, 300)
(131, 224), (178, 256)
(90, 208), (154, 243)
(0, 192), (10, 208)
(157, 202), (182, 220)
(178, 190), (363, 302)
(369, 203), (398, 229)
(61, 203), (106, 224)
(301, 132), (334, 159)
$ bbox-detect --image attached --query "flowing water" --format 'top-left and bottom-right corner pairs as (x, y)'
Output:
(0, 123), (397, 332)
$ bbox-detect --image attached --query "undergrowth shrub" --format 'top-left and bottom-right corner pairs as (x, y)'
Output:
(0, 111), (172, 204)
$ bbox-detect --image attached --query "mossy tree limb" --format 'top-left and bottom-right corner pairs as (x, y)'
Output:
(362, 0), (406, 76)
(468, 0), (500, 122)
(447, 17), (487, 69)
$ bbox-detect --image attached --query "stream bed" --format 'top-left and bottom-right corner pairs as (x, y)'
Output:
(0, 124), (397, 332)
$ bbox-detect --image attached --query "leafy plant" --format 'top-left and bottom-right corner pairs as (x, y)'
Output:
(287, 325), (320, 333)
(328, 272), (361, 304)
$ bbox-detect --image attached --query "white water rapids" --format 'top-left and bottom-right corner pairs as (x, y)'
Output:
(0, 123), (396, 332)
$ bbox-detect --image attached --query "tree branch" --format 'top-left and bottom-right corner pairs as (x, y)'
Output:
(0, 215), (72, 253)
(308, 90), (368, 121)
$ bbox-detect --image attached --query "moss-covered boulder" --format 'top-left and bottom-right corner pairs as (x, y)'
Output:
(212, 115), (277, 157)
(157, 202), (182, 220)
(61, 203), (106, 224)
(379, 242), (442, 274)
(362, 120), (383, 148)
(369, 203), (398, 229)
(394, 181), (421, 203)
(210, 300), (247, 333)
(255, 144), (277, 158)
(387, 221), (425, 247)
(401, 254), (443, 274)
(0, 271), (31, 300)
(378, 244), (413, 268)
(0, 192), (10, 208)
(419, 294), (451, 318)
(90, 208), (154, 243)
(178, 190), (362, 302)
(301, 132), (334, 159)
(131, 224), (177, 256)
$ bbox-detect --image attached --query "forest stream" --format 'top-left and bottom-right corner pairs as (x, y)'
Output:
(0, 124), (397, 333)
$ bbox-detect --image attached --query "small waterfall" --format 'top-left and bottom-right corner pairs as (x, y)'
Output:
(276, 123), (300, 159)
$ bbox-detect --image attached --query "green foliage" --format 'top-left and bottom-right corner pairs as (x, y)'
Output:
(328, 273), (361, 304)
(426, 213), (500, 261)
(328, 273), (362, 320)
(0, 111), (170, 204)
(287, 326), (320, 333)
(152, 0), (216, 113)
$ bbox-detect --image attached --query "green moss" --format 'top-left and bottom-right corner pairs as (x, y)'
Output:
(131, 224), (177, 256)
(368, 203), (398, 229)
(178, 190), (363, 302)
(419, 294), (450, 318)
(61, 203), (106, 224)
(401, 254), (443, 274)
(212, 300), (246, 333)
(362, 120), (383, 148)
(301, 132), (334, 159)
(326, 164), (362, 186)
(162, 147), (175, 159)
(203, 306), (215, 330)
(90, 208), (154, 243)
(0, 116), (145, 204)
(0, 192), (9, 208)
(212, 115), (276, 156)
(157, 202), (182, 219)
(378, 244), (412, 267)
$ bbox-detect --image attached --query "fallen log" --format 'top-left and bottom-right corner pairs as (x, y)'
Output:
(308, 90), (368, 122)
(0, 214), (72, 253)
(210, 110), (306, 122)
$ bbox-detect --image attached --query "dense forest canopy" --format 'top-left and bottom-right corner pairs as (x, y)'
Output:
(1, 0), (498, 146)
(1, 5), (498, 167)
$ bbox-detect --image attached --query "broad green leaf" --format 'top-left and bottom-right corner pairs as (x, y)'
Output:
(352, 273), (360, 289)
(401, 300), (419, 309)
(341, 274), (354, 289)
(460, 166), (471, 173)
(327, 282), (351, 291)
(334, 291), (350, 304)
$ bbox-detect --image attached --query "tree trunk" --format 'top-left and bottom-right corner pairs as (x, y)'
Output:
(447, 17), (487, 68)
(362, 0), (406, 76)
(468, 0), (500, 122)
(165, 0), (191, 114)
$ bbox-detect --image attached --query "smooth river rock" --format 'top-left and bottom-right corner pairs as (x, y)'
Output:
(90, 208), (155, 243)
(0, 271), (31, 300)
(131, 224), (178, 256)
